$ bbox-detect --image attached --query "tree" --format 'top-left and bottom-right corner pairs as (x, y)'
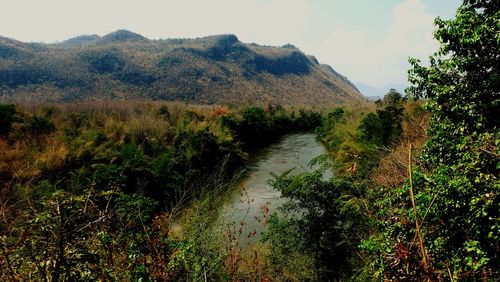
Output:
(376, 0), (499, 279)
(358, 95), (404, 147)
(381, 88), (404, 107)
(267, 169), (369, 280)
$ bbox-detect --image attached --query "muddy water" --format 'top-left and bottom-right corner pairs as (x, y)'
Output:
(222, 132), (330, 241)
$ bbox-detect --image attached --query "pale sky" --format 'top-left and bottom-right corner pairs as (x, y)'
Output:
(0, 0), (461, 88)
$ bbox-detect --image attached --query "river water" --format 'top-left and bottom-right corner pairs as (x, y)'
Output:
(222, 132), (330, 241)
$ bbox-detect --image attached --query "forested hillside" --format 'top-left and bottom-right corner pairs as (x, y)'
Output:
(0, 32), (363, 104)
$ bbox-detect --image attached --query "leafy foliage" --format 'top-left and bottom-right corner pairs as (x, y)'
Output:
(359, 89), (404, 146)
(369, 1), (500, 279)
(316, 103), (402, 177)
(221, 106), (322, 147)
(266, 167), (370, 280)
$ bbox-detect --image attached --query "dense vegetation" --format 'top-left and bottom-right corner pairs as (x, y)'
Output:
(0, 32), (362, 105)
(263, 1), (499, 280)
(0, 0), (497, 281)
(371, 1), (499, 279)
(0, 102), (325, 280)
(263, 93), (410, 280)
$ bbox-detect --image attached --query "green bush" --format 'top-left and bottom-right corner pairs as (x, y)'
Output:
(370, 0), (500, 279)
(24, 115), (55, 136)
(221, 106), (322, 147)
(267, 168), (370, 280)
(359, 90), (404, 147)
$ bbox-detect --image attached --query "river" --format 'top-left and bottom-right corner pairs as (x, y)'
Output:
(222, 132), (330, 242)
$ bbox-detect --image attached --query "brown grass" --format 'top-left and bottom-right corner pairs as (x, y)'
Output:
(34, 135), (69, 173)
(0, 138), (40, 183)
(371, 102), (430, 188)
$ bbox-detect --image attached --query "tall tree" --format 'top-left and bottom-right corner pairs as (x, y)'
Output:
(377, 0), (499, 280)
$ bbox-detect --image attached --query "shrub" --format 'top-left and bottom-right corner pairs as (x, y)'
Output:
(24, 115), (55, 136)
(267, 168), (370, 280)
(0, 104), (15, 135)
(371, 1), (500, 279)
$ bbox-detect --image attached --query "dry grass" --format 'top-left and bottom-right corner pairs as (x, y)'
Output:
(224, 242), (273, 281)
(34, 133), (69, 172)
(371, 102), (430, 188)
(0, 138), (40, 182)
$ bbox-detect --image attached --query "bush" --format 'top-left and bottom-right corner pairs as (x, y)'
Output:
(370, 1), (500, 279)
(267, 168), (370, 280)
(359, 90), (404, 147)
(0, 104), (15, 135)
(24, 115), (55, 136)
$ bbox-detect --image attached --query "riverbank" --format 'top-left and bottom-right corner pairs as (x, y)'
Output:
(0, 102), (328, 280)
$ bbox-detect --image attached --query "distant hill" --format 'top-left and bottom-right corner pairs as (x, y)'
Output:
(356, 82), (406, 100)
(0, 30), (364, 105)
(61, 34), (100, 46)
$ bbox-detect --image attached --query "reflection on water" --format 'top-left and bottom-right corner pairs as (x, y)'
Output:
(223, 132), (330, 241)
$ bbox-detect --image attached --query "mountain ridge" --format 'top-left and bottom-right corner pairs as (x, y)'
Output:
(0, 30), (364, 105)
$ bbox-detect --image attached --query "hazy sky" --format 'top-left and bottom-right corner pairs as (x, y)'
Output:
(1, 0), (461, 88)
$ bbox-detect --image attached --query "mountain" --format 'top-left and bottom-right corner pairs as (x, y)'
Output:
(61, 34), (101, 46)
(0, 31), (363, 105)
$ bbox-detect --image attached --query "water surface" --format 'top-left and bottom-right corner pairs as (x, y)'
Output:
(223, 132), (330, 240)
